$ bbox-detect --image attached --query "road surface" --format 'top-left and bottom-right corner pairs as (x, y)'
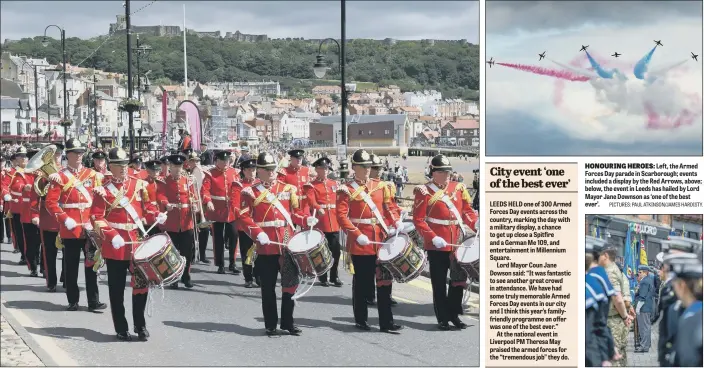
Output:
(0, 239), (479, 366)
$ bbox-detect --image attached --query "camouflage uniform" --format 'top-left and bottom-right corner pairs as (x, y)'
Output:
(605, 262), (630, 367)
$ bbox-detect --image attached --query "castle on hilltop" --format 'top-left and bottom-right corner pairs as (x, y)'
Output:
(108, 15), (268, 42)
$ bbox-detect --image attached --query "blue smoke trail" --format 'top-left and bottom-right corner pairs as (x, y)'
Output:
(585, 50), (614, 79)
(634, 46), (657, 80)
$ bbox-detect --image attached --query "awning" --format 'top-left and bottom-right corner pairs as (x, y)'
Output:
(587, 215), (671, 239)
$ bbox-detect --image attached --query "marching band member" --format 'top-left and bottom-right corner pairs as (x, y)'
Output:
(128, 154), (149, 180)
(159, 155), (170, 178)
(231, 158), (259, 288)
(370, 154), (399, 306)
(238, 152), (319, 336)
(92, 150), (109, 175)
(44, 139), (105, 311)
(337, 149), (404, 333)
(412, 154), (477, 330)
(3, 148), (26, 261)
(11, 148), (39, 275)
(90, 147), (166, 341)
(186, 151), (210, 264)
(156, 153), (198, 289)
(30, 144), (65, 291)
(201, 150), (240, 275)
(304, 157), (343, 287)
(144, 160), (163, 236)
(277, 149), (311, 215)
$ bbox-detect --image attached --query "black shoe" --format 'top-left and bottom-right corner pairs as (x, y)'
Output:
(17, 259), (25, 265)
(390, 297), (398, 306)
(12, 249), (19, 254)
(244, 281), (254, 288)
(134, 327), (149, 341)
(451, 318), (468, 329)
(319, 280), (329, 287)
(170, 283), (179, 289)
(200, 259), (210, 265)
(284, 326), (302, 336)
(265, 328), (279, 336)
(332, 279), (343, 287)
(62, 282), (66, 289)
(47, 286), (56, 293)
(59, 275), (65, 283)
(355, 322), (371, 331)
(366, 299), (376, 306)
(231, 267), (241, 275)
(29, 270), (38, 277)
(88, 302), (107, 311)
(116, 332), (132, 341)
(438, 322), (451, 331)
(380, 324), (403, 334)
(67, 303), (79, 311)
(228, 264), (234, 272)
(255, 277), (261, 287)
(217, 267), (225, 274)
(184, 280), (194, 289)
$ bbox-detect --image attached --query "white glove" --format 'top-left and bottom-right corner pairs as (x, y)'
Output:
(0, 205), (3, 212)
(64, 217), (77, 230)
(3, 194), (11, 202)
(306, 217), (319, 227)
(112, 235), (125, 250)
(395, 220), (405, 233)
(31, 218), (40, 226)
(84, 223), (93, 231)
(432, 236), (447, 249)
(156, 212), (168, 225)
(206, 202), (215, 211)
(257, 232), (270, 246)
(357, 234), (370, 246)
(317, 208), (325, 216)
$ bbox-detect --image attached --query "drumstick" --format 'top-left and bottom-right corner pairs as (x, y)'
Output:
(268, 240), (287, 247)
(448, 243), (474, 248)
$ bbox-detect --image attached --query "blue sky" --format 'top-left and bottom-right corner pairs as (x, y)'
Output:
(486, 1), (703, 156)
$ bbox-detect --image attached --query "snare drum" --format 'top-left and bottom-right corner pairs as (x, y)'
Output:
(133, 233), (185, 286)
(286, 230), (333, 277)
(455, 234), (479, 280)
(400, 222), (424, 250)
(378, 233), (426, 283)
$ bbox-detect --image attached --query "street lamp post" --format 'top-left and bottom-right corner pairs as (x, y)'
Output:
(313, 0), (347, 156)
(93, 73), (99, 149)
(19, 61), (40, 142)
(125, 0), (136, 156)
(134, 35), (152, 101)
(42, 25), (67, 142)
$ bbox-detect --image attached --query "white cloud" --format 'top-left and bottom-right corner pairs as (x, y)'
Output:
(486, 18), (702, 148)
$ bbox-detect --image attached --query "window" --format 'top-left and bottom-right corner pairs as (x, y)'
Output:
(2, 121), (10, 135)
(384, 130), (390, 135)
(17, 121), (23, 135)
(686, 231), (700, 240)
(26, 122), (31, 134)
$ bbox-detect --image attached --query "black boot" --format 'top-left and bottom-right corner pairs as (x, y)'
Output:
(88, 302), (107, 311)
(134, 326), (149, 341)
(217, 266), (225, 274)
(116, 332), (132, 341)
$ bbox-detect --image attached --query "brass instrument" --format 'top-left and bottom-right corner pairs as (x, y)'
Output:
(25, 145), (59, 196)
(191, 165), (213, 229)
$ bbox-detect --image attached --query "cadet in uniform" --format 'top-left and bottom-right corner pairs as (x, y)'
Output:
(201, 150), (240, 274)
(128, 154), (148, 180)
(277, 149), (311, 216)
(6, 148), (34, 271)
(186, 151), (211, 264)
(666, 251), (702, 367)
(45, 139), (105, 311)
(585, 265), (603, 367)
(238, 152), (318, 336)
(143, 160), (162, 236)
(92, 150), (109, 175)
(156, 154), (198, 289)
(412, 154), (477, 330)
(159, 155), (170, 178)
(2, 148), (25, 259)
(304, 157), (343, 287)
(90, 147), (166, 341)
(231, 158), (259, 288)
(634, 264), (656, 353)
(337, 149), (403, 333)
(599, 246), (632, 367)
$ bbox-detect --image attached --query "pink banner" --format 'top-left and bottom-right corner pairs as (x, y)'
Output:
(178, 100), (201, 148)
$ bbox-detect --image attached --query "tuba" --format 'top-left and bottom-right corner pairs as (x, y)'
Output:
(25, 145), (59, 197)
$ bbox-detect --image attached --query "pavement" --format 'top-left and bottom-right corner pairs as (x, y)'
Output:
(1, 312), (44, 367)
(626, 320), (659, 367)
(0, 238), (479, 366)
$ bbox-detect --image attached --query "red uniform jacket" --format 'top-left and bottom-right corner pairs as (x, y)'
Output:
(230, 177), (259, 232)
(91, 176), (158, 261)
(143, 176), (159, 226)
(304, 178), (340, 233)
(156, 175), (197, 232)
(336, 179), (399, 256)
(9, 171), (35, 223)
(277, 166), (312, 214)
(180, 135), (192, 151)
(238, 180), (308, 255)
(201, 166), (238, 223)
(1, 167), (15, 215)
(128, 168), (149, 180)
(45, 167), (103, 239)
(29, 176), (61, 232)
(412, 181), (478, 252)
(385, 180), (402, 218)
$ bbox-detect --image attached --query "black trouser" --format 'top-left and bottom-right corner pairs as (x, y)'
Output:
(41, 230), (61, 288)
(256, 255), (294, 330)
(0, 216), (4, 242)
(427, 250), (463, 323)
(4, 218), (10, 240)
(319, 231), (341, 283)
(198, 227), (209, 260)
(167, 230), (194, 283)
(22, 222), (41, 271)
(105, 259), (148, 333)
(238, 231), (257, 282)
(11, 218), (25, 259)
(212, 221), (236, 268)
(63, 238), (99, 305)
(352, 255), (393, 327)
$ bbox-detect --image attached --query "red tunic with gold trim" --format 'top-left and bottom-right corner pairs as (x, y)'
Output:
(1, 167), (16, 215)
(277, 166), (312, 214)
(45, 167), (103, 239)
(156, 175), (197, 232)
(29, 176), (61, 232)
(9, 171), (35, 224)
(336, 178), (399, 256)
(143, 175), (160, 227)
(412, 181), (477, 252)
(200, 166), (238, 223)
(128, 168), (149, 180)
(230, 177), (259, 232)
(304, 177), (340, 233)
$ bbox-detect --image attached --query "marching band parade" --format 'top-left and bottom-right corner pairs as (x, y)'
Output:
(0, 139), (480, 341)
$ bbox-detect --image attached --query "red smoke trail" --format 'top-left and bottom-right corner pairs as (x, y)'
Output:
(497, 62), (591, 82)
